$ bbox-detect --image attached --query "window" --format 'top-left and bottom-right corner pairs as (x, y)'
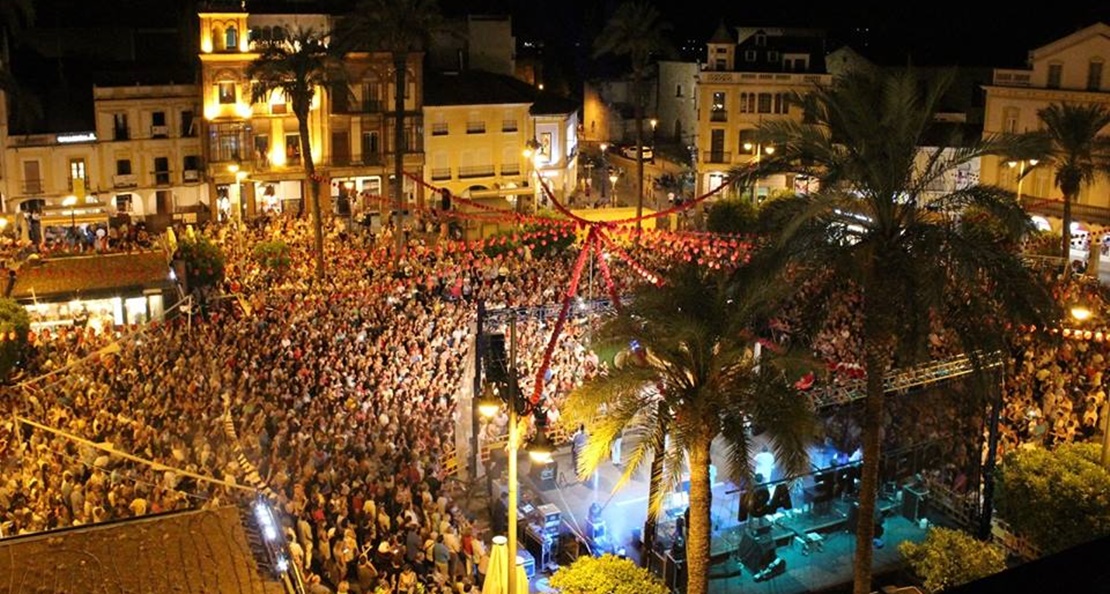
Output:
(675, 84), (683, 97)
(154, 157), (170, 185)
(715, 59), (726, 70)
(773, 93), (788, 114)
(361, 131), (379, 162)
(745, 50), (757, 62)
(285, 134), (302, 164)
(225, 26), (238, 51)
(183, 155), (201, 171)
(501, 119), (518, 132)
(218, 82), (236, 104)
(1088, 60), (1104, 91)
(739, 129), (756, 154)
(754, 32), (766, 46)
(1047, 64), (1062, 89)
(740, 93), (754, 114)
(69, 158), (86, 182)
(431, 122), (449, 136)
(361, 82), (383, 112)
(254, 135), (270, 165)
(768, 51), (779, 63)
(711, 91), (726, 122)
(115, 195), (132, 212)
(1003, 107), (1019, 133)
(270, 94), (287, 115)
(22, 160), (41, 194)
(113, 113), (129, 140)
(757, 93), (772, 114)
(466, 120), (486, 134)
(152, 111), (166, 126)
(181, 110), (195, 137)
(116, 159), (132, 175)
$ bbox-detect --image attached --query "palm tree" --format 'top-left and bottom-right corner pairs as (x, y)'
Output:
(340, 0), (444, 256)
(1029, 103), (1110, 272)
(247, 27), (347, 281)
(559, 263), (817, 594)
(593, 1), (674, 229)
(741, 68), (1059, 594)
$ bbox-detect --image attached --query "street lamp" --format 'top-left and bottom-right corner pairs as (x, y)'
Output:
(599, 142), (610, 202)
(742, 142), (775, 203)
(477, 314), (554, 594)
(608, 170), (620, 207)
(62, 195), (78, 238)
(1006, 159), (1038, 203)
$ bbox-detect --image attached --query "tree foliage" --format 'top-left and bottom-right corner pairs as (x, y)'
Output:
(0, 298), (29, 381)
(706, 198), (759, 235)
(176, 236), (226, 293)
(547, 554), (669, 594)
(994, 442), (1110, 554)
(899, 527), (1006, 592)
(253, 240), (292, 273)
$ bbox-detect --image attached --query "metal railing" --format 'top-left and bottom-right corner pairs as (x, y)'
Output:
(703, 151), (731, 164)
(458, 165), (495, 178)
(810, 351), (1003, 410)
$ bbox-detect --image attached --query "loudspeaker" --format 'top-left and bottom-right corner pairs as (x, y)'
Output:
(529, 458), (558, 491)
(902, 487), (928, 522)
(484, 333), (509, 385)
(737, 531), (776, 573)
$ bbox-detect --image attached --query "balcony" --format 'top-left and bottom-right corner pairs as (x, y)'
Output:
(500, 163), (521, 176)
(112, 173), (138, 188)
(431, 123), (449, 136)
(710, 111), (728, 122)
(430, 167), (452, 181)
(183, 169), (201, 183)
(703, 151), (731, 164)
(466, 122), (486, 134)
(154, 172), (171, 186)
(361, 99), (384, 113)
(113, 127), (129, 141)
(993, 69), (1033, 88)
(501, 120), (518, 133)
(151, 125), (169, 138)
(22, 180), (43, 195)
(458, 165), (495, 178)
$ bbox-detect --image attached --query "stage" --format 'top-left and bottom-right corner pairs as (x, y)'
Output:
(481, 437), (940, 593)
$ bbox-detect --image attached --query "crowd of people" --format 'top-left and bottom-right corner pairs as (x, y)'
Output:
(0, 206), (1107, 593)
(0, 216), (643, 593)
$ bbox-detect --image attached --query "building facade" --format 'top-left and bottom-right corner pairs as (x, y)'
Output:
(198, 8), (425, 224)
(655, 60), (699, 147)
(693, 24), (832, 200)
(981, 22), (1110, 237)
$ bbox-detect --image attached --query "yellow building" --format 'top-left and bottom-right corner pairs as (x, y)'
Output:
(198, 8), (425, 222)
(422, 70), (580, 238)
(981, 22), (1110, 237)
(693, 23), (832, 201)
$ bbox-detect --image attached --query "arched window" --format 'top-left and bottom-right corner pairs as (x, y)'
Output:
(225, 26), (238, 50)
(211, 27), (223, 50)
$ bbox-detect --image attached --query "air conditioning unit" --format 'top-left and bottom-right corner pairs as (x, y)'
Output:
(183, 170), (200, 182)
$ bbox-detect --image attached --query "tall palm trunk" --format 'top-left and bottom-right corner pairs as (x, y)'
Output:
(297, 107), (325, 281)
(1062, 191), (1074, 274)
(641, 419), (666, 567)
(853, 291), (890, 594)
(685, 438), (712, 594)
(633, 68), (645, 230)
(392, 53), (407, 256)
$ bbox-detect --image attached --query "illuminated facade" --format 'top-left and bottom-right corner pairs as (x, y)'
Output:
(423, 70), (578, 233)
(693, 24), (831, 200)
(981, 22), (1110, 234)
(198, 9), (425, 222)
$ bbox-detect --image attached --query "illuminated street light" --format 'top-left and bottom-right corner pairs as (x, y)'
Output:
(477, 315), (553, 594)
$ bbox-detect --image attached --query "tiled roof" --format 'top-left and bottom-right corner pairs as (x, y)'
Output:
(10, 251), (172, 300)
(424, 70), (539, 106)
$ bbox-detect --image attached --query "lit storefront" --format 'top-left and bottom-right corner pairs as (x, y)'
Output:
(10, 252), (174, 334)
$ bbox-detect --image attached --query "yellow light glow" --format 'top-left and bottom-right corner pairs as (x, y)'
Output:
(235, 103), (253, 119)
(478, 401), (501, 418)
(201, 37), (213, 53)
(204, 104), (219, 120)
(311, 147), (321, 163)
(235, 171), (248, 182)
(743, 142), (754, 151)
(228, 164), (240, 173)
(764, 146), (775, 155)
(1071, 306), (1092, 322)
(62, 195), (78, 207)
(271, 148), (286, 167)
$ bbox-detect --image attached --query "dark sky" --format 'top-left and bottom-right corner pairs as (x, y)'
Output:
(511, 1), (1110, 68)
